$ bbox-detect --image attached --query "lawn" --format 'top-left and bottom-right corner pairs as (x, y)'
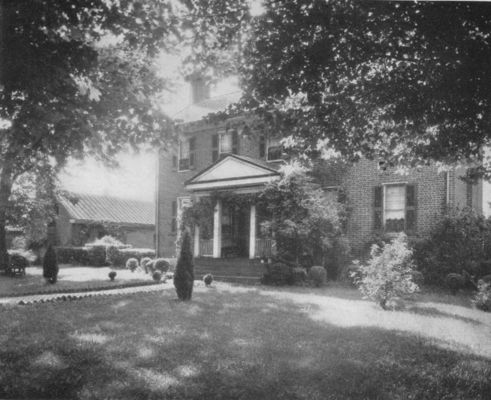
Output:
(0, 265), (152, 296)
(0, 282), (490, 399)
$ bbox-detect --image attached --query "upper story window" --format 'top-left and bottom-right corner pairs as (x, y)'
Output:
(374, 183), (417, 233)
(178, 137), (196, 171)
(212, 130), (239, 162)
(261, 136), (283, 162)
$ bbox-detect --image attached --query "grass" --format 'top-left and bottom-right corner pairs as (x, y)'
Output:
(0, 265), (152, 296)
(0, 282), (490, 399)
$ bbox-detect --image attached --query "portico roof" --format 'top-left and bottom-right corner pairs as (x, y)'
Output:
(185, 154), (281, 192)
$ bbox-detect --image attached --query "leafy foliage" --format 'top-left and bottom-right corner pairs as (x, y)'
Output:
(203, 273), (213, 286)
(42, 244), (59, 284)
(473, 280), (491, 312)
(308, 266), (327, 287)
(261, 261), (294, 286)
(152, 270), (162, 282)
(257, 162), (348, 266)
(173, 230), (194, 301)
(356, 233), (419, 310)
(108, 271), (117, 281)
(125, 258), (139, 272)
(413, 208), (491, 285)
(238, 1), (491, 173)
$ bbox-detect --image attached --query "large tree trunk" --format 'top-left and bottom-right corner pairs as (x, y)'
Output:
(0, 156), (14, 270)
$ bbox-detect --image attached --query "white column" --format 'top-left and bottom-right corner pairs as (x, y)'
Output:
(249, 204), (256, 259)
(193, 225), (200, 257)
(213, 199), (222, 258)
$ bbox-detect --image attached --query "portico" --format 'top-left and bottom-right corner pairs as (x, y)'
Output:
(185, 154), (280, 259)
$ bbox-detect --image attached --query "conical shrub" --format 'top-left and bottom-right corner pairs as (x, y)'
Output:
(173, 230), (194, 301)
(43, 244), (59, 284)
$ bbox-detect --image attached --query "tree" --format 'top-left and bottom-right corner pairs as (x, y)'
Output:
(258, 161), (348, 267)
(0, 0), (178, 269)
(237, 1), (491, 175)
(174, 229), (194, 301)
(42, 244), (58, 284)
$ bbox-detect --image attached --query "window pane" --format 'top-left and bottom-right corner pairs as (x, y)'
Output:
(385, 185), (405, 210)
(180, 140), (190, 159)
(220, 132), (232, 153)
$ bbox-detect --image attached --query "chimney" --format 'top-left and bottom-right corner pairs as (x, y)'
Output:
(188, 74), (210, 104)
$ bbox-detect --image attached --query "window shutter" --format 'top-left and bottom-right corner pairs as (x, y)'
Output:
(189, 137), (196, 168)
(405, 184), (417, 232)
(171, 201), (177, 233)
(259, 135), (266, 158)
(172, 155), (177, 170)
(232, 130), (239, 154)
(212, 134), (219, 162)
(374, 186), (383, 231)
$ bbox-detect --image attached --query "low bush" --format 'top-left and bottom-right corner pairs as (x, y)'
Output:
(87, 245), (106, 267)
(42, 245), (58, 284)
(55, 247), (90, 265)
(292, 267), (307, 285)
(473, 280), (491, 311)
(410, 270), (425, 286)
(261, 262), (294, 286)
(203, 273), (213, 286)
(108, 271), (117, 281)
(445, 273), (465, 295)
(152, 271), (162, 282)
(126, 258), (139, 272)
(356, 233), (419, 310)
(141, 257), (153, 273)
(308, 266), (327, 287)
(413, 207), (491, 286)
(339, 261), (362, 286)
(152, 258), (171, 273)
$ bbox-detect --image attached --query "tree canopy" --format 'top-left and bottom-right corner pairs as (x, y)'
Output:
(235, 0), (491, 174)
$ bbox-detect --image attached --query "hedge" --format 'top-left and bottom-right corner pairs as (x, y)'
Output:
(56, 246), (155, 267)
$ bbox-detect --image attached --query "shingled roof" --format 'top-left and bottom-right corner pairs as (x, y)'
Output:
(59, 193), (155, 226)
(173, 91), (242, 123)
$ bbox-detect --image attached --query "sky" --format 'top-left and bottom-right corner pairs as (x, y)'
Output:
(59, 54), (239, 201)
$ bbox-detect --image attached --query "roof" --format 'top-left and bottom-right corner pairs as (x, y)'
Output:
(185, 154), (281, 192)
(59, 193), (155, 226)
(173, 91), (242, 123)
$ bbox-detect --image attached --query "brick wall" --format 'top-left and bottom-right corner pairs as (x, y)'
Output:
(157, 121), (483, 257)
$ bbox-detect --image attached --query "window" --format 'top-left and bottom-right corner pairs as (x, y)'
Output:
(260, 135), (283, 161)
(178, 137), (196, 171)
(374, 184), (416, 233)
(219, 130), (239, 155)
(212, 134), (219, 162)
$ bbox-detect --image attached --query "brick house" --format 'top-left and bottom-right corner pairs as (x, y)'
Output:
(54, 193), (155, 248)
(156, 80), (484, 266)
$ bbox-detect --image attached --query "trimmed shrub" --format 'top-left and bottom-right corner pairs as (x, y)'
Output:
(55, 247), (90, 265)
(43, 245), (59, 284)
(203, 273), (213, 286)
(126, 258), (139, 272)
(473, 280), (491, 311)
(141, 257), (153, 273)
(153, 258), (171, 273)
(292, 267), (308, 285)
(152, 271), (162, 282)
(308, 266), (327, 287)
(108, 271), (117, 281)
(261, 262), (294, 286)
(445, 273), (465, 295)
(173, 230), (194, 301)
(356, 233), (419, 310)
(413, 208), (491, 285)
(87, 245), (106, 267)
(339, 261), (362, 286)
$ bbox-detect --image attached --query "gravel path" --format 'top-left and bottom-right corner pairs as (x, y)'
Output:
(0, 282), (168, 306)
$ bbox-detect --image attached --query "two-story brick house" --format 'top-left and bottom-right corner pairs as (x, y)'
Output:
(156, 79), (484, 270)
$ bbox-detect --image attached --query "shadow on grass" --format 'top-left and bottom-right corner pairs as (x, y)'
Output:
(0, 288), (490, 399)
(407, 305), (482, 325)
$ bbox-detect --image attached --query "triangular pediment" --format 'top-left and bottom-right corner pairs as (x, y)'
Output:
(189, 155), (279, 183)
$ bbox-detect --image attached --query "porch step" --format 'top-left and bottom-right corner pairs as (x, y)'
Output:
(194, 257), (266, 284)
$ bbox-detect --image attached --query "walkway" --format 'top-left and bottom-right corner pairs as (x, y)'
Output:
(0, 282), (168, 306)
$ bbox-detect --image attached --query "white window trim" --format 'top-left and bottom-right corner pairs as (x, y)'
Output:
(382, 182), (408, 229)
(218, 130), (238, 156)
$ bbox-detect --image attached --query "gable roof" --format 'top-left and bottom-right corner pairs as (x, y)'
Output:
(185, 154), (281, 192)
(59, 193), (155, 226)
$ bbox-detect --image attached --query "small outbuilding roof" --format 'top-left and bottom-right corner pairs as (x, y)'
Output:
(59, 193), (155, 226)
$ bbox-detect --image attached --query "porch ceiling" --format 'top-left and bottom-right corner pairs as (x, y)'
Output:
(185, 154), (281, 192)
